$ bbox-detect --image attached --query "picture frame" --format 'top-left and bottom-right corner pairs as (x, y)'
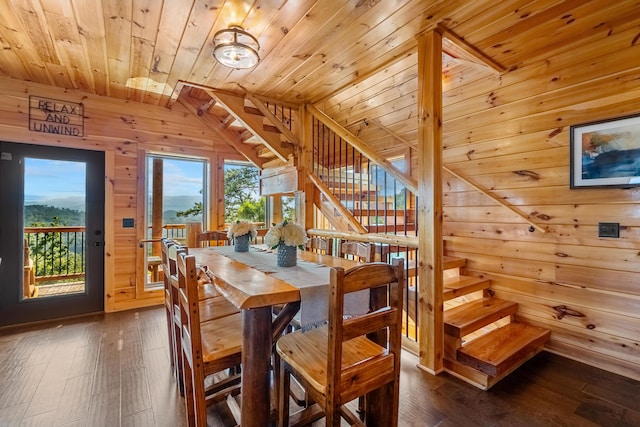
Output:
(570, 113), (640, 188)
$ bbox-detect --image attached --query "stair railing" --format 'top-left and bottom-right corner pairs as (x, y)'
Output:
(360, 116), (547, 233)
(308, 106), (417, 236)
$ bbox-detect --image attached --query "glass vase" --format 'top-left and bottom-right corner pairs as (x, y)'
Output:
(277, 244), (297, 267)
(234, 233), (250, 252)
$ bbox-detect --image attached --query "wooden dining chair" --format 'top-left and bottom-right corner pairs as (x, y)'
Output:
(196, 230), (229, 247)
(162, 239), (239, 396)
(306, 237), (333, 255)
(337, 239), (375, 262)
(276, 259), (404, 427)
(178, 251), (243, 427)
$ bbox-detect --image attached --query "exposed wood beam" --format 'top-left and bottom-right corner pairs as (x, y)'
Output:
(308, 172), (367, 234)
(440, 24), (505, 73)
(307, 104), (418, 195)
(205, 90), (293, 163)
(178, 95), (264, 168)
(245, 93), (300, 147)
(167, 80), (186, 108)
(416, 28), (444, 375)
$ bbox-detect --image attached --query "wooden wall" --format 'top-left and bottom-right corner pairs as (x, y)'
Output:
(441, 26), (640, 380)
(0, 77), (240, 312)
(321, 29), (640, 381)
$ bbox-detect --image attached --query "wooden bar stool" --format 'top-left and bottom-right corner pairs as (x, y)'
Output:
(161, 239), (239, 396)
(276, 259), (404, 426)
(177, 251), (243, 426)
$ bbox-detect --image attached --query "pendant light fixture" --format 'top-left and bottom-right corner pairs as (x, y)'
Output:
(212, 25), (260, 69)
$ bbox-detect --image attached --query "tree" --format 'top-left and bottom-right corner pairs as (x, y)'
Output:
(27, 217), (84, 283)
(174, 164), (265, 223)
(224, 166), (263, 222)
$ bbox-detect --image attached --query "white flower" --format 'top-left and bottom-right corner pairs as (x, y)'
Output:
(266, 220), (307, 249)
(227, 220), (257, 240)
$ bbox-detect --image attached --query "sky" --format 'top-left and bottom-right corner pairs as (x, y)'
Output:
(24, 158), (86, 201)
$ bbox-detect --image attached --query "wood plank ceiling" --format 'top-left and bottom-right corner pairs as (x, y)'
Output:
(1, 0), (638, 165)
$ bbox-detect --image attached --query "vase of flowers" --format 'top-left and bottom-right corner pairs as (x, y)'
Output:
(227, 220), (257, 252)
(265, 220), (307, 267)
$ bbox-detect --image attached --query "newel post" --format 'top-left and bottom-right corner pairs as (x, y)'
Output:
(416, 28), (444, 374)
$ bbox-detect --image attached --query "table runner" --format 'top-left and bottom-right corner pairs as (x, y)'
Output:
(210, 245), (368, 329)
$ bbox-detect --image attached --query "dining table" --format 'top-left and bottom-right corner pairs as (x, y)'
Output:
(190, 245), (360, 426)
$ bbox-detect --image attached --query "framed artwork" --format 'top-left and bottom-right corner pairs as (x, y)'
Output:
(570, 113), (640, 188)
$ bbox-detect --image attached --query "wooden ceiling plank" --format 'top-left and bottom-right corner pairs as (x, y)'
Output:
(239, 0), (357, 96)
(267, 0), (415, 98)
(299, 0), (471, 103)
(322, 53), (417, 112)
(102, 0), (133, 99)
(495, 1), (640, 68)
(127, 0), (163, 101)
(207, 90), (292, 162)
(200, 0), (318, 94)
(0, 1), (52, 84)
(43, 9), (95, 92)
(71, 0), (109, 95)
(142, 0), (193, 105)
(178, 94), (265, 168)
(157, 0), (223, 107)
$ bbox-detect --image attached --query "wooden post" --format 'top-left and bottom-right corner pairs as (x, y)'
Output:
(270, 194), (283, 224)
(416, 28), (444, 374)
(301, 104), (315, 229)
(152, 158), (163, 256)
(186, 222), (202, 248)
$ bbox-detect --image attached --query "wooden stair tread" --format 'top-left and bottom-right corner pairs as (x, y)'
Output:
(444, 275), (491, 301)
(457, 322), (551, 377)
(443, 256), (466, 270)
(444, 298), (518, 338)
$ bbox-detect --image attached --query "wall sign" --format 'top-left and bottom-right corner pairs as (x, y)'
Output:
(29, 96), (84, 137)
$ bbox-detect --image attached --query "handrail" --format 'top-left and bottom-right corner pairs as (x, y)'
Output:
(307, 228), (418, 248)
(307, 172), (367, 234)
(362, 117), (547, 233)
(24, 226), (85, 233)
(443, 166), (547, 233)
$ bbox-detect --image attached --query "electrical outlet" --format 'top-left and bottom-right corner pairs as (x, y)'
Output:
(598, 222), (619, 238)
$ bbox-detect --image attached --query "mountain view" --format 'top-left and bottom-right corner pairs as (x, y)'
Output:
(25, 196), (203, 227)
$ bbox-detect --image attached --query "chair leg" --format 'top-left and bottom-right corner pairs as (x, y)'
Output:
(278, 362), (291, 427)
(173, 321), (184, 395)
(183, 355), (196, 427)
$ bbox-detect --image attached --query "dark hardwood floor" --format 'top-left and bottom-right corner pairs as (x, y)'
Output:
(1, 306), (638, 427)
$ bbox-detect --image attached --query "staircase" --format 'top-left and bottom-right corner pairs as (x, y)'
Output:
(316, 170), (416, 234)
(439, 257), (550, 390)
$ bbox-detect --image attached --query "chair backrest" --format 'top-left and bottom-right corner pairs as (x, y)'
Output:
(338, 239), (374, 262)
(177, 250), (204, 373)
(196, 230), (229, 247)
(327, 259), (404, 404)
(254, 228), (268, 244)
(306, 237), (333, 255)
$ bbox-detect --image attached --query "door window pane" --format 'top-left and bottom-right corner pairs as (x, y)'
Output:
(23, 158), (87, 299)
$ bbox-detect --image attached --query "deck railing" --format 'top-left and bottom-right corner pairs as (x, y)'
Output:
(24, 226), (86, 284)
(24, 224), (189, 284)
